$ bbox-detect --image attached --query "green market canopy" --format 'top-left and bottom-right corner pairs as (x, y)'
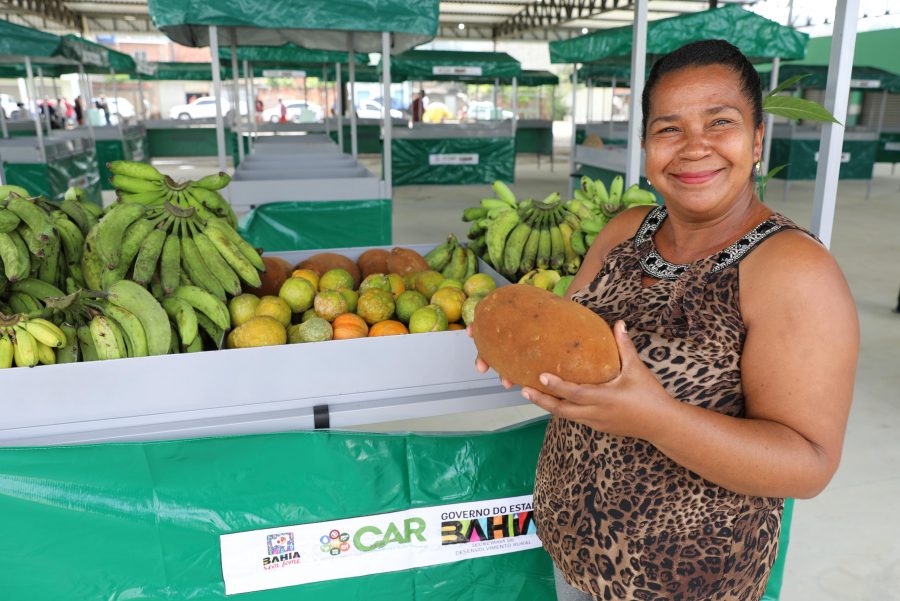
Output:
(550, 4), (808, 64)
(323, 63), (381, 83)
(516, 70), (558, 87)
(574, 63), (643, 85)
(147, 0), (439, 53)
(216, 44), (366, 67)
(142, 61), (349, 81)
(0, 18), (63, 58)
(757, 64), (900, 94)
(387, 50), (522, 83)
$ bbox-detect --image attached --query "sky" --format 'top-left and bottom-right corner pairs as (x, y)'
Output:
(746, 0), (900, 36)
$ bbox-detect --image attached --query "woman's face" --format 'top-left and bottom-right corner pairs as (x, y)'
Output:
(643, 64), (763, 220)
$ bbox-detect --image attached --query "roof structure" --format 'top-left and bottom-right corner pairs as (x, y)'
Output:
(0, 0), (756, 41)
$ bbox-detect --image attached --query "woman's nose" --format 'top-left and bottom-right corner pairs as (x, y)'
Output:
(678, 129), (711, 160)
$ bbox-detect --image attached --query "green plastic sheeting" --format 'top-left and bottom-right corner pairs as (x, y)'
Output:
(770, 137), (876, 180)
(147, 127), (243, 163)
(330, 124), (383, 154)
(392, 137), (515, 186)
(762, 498), (794, 601)
(550, 5), (808, 64)
(2, 150), (102, 206)
(877, 131), (900, 163)
(96, 135), (150, 190)
(147, 0), (440, 53)
(56, 34), (110, 69)
(576, 62), (648, 85)
(239, 199), (392, 252)
(756, 64), (900, 93)
(389, 50), (521, 83)
(216, 44), (366, 67)
(516, 125), (553, 158)
(803, 28), (900, 78)
(144, 61), (224, 81)
(515, 70), (558, 87)
(0, 418), (554, 600)
(0, 18), (63, 58)
(323, 63), (381, 83)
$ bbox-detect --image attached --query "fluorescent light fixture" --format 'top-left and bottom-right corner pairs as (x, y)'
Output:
(458, 23), (466, 30)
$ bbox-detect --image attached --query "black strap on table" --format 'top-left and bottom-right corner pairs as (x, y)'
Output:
(313, 404), (330, 429)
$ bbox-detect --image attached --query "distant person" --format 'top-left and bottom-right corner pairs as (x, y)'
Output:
(74, 96), (83, 126)
(13, 102), (27, 120)
(422, 102), (451, 124)
(255, 95), (264, 123)
(409, 89), (425, 123)
(98, 97), (111, 125)
(278, 98), (287, 124)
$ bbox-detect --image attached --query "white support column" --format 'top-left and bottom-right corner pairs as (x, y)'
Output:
(209, 26), (227, 172)
(243, 60), (253, 152)
(322, 65), (330, 137)
(25, 57), (45, 163)
(248, 61), (258, 149)
(335, 62), (344, 153)
(587, 80), (593, 123)
(568, 65), (578, 200)
(761, 57), (780, 175)
(493, 78), (499, 117)
(511, 76), (518, 136)
(79, 65), (95, 141)
(137, 76), (146, 121)
(230, 38), (244, 164)
(625, 0), (648, 187)
(112, 69), (125, 140)
(348, 33), (358, 158)
(382, 31), (393, 198)
(38, 67), (50, 137)
(609, 75), (616, 139)
(811, 0), (859, 248)
(538, 86), (543, 120)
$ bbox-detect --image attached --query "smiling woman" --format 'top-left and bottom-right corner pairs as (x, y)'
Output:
(476, 40), (860, 600)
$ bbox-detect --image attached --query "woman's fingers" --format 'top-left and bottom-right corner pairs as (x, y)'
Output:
(522, 387), (590, 421)
(536, 373), (592, 404)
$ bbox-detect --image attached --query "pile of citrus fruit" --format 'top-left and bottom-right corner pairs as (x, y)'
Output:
(225, 247), (497, 349)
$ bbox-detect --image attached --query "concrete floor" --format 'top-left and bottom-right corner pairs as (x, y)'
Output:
(149, 152), (900, 600)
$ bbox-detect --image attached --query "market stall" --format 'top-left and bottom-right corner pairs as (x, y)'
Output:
(0, 21), (103, 204)
(321, 63), (402, 154)
(387, 49), (521, 186)
(513, 70), (557, 166)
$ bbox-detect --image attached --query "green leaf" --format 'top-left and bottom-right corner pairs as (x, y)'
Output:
(763, 95), (841, 125)
(764, 163), (788, 181)
(766, 73), (809, 98)
(758, 163), (789, 201)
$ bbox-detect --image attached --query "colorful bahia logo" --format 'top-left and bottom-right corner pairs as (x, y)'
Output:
(263, 532), (301, 569)
(320, 529), (351, 556)
(353, 517), (426, 552)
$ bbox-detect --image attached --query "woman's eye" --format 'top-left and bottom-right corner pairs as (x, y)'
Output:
(712, 119), (731, 126)
(657, 126), (678, 133)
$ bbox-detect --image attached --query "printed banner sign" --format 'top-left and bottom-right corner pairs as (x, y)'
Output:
(884, 142), (900, 151)
(429, 153), (479, 166)
(814, 151), (850, 163)
(433, 66), (483, 76)
(262, 69), (306, 78)
(849, 78), (881, 89)
(220, 495), (538, 595)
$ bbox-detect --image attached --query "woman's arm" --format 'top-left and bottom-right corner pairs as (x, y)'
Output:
(526, 231), (859, 499)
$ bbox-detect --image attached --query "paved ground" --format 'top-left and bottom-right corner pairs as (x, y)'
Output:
(148, 152), (900, 601)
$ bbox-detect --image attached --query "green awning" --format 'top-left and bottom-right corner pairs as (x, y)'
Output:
(216, 44), (366, 67)
(143, 61), (338, 80)
(0, 19), (62, 59)
(516, 70), (558, 87)
(575, 63), (639, 85)
(147, 0), (439, 53)
(802, 28), (900, 77)
(550, 5), (808, 64)
(322, 63), (381, 83)
(757, 64), (900, 94)
(56, 35), (110, 69)
(388, 50), (522, 83)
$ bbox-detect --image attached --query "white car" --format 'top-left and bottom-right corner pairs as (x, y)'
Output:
(169, 96), (231, 120)
(261, 99), (323, 123)
(0, 94), (18, 119)
(93, 97), (136, 122)
(356, 99), (402, 120)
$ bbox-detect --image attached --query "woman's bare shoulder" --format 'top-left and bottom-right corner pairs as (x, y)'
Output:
(592, 205), (655, 258)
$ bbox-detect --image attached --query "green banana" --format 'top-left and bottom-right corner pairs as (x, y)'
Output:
(161, 296), (199, 347)
(558, 222), (581, 275)
(192, 230), (243, 297)
(184, 187), (238, 228)
(180, 234), (227, 301)
(0, 335), (12, 369)
(11, 278), (65, 300)
(622, 185), (657, 208)
(105, 279), (172, 356)
(59, 196), (96, 234)
(12, 325), (39, 367)
(172, 285), (231, 330)
(581, 176), (595, 196)
(55, 323), (79, 363)
(425, 236), (455, 272)
(183, 336), (203, 353)
(110, 174), (165, 194)
(501, 219), (533, 279)
(195, 312), (225, 350)
(131, 228), (166, 286)
(0, 185), (30, 200)
(94, 203), (146, 269)
(76, 324), (99, 361)
(0, 208), (21, 233)
(8, 291), (41, 314)
(536, 225), (552, 270)
(464, 247), (477, 280)
(117, 190), (168, 206)
(608, 175), (623, 206)
(491, 181), (517, 208)
(570, 228), (587, 256)
(107, 160), (164, 182)
(519, 213), (543, 275)
(467, 221), (486, 240)
(486, 210), (520, 271)
(159, 233), (181, 296)
(549, 225), (565, 270)
(442, 246), (469, 281)
(89, 315), (124, 361)
(37, 236), (60, 285)
(192, 171), (231, 190)
(100, 301), (149, 358)
(202, 225), (262, 289)
(0, 231), (30, 282)
(462, 207), (488, 222)
(80, 229), (106, 291)
(6, 195), (55, 249)
(592, 179), (609, 206)
(204, 218), (265, 271)
(480, 198), (511, 212)
(52, 214), (86, 264)
(102, 217), (158, 288)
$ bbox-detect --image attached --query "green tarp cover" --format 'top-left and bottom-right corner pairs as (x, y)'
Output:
(770, 137), (877, 180)
(147, 0), (439, 53)
(516, 125), (553, 157)
(145, 61), (224, 81)
(877, 131), (900, 163)
(240, 199), (392, 251)
(323, 63), (381, 83)
(575, 62), (648, 85)
(0, 18), (62, 58)
(0, 62), (72, 78)
(56, 35), (110, 69)
(217, 44), (366, 66)
(2, 150), (102, 205)
(0, 418), (554, 600)
(389, 50), (521, 83)
(516, 70), (558, 87)
(96, 135), (150, 190)
(392, 137), (516, 186)
(330, 124), (384, 154)
(757, 64), (900, 93)
(803, 28), (900, 78)
(550, 5), (808, 64)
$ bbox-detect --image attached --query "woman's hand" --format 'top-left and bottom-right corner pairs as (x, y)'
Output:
(522, 321), (678, 440)
(467, 325), (515, 389)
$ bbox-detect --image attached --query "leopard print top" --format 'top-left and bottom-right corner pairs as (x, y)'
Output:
(534, 206), (809, 601)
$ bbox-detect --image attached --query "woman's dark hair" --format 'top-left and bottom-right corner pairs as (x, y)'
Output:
(641, 39), (763, 138)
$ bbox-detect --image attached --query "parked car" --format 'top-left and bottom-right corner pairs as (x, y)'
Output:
(467, 101), (514, 121)
(169, 96), (230, 120)
(356, 99), (402, 120)
(261, 99), (323, 123)
(0, 94), (18, 119)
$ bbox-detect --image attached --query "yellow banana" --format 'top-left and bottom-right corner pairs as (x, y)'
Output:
(89, 316), (124, 361)
(36, 340), (56, 365)
(0, 335), (14, 368)
(22, 317), (66, 348)
(12, 325), (39, 367)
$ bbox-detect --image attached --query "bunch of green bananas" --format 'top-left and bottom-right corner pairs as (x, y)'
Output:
(0, 186), (101, 295)
(567, 175), (658, 247)
(461, 181), (586, 281)
(83, 161), (264, 304)
(0, 313), (68, 367)
(423, 234), (478, 281)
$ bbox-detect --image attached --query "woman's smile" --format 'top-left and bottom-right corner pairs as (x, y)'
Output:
(669, 168), (725, 185)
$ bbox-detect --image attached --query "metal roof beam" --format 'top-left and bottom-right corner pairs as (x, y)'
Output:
(0, 0), (84, 32)
(493, 0), (636, 39)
